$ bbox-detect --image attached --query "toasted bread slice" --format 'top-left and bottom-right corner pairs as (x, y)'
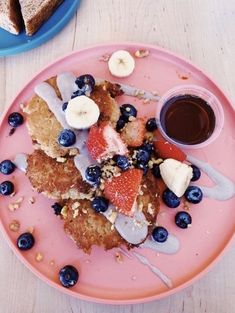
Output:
(26, 149), (91, 200)
(19, 0), (63, 36)
(63, 171), (160, 253)
(0, 0), (23, 34)
(23, 76), (121, 159)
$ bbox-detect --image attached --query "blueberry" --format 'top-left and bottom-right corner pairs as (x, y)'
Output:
(191, 165), (201, 182)
(136, 162), (148, 175)
(116, 117), (126, 132)
(141, 142), (154, 154)
(92, 196), (109, 213)
(0, 160), (15, 175)
(52, 202), (63, 215)
(58, 129), (76, 147)
(184, 186), (203, 204)
(162, 188), (180, 208)
(85, 165), (101, 185)
(62, 102), (68, 111)
(136, 148), (151, 165)
(59, 265), (79, 288)
(152, 226), (168, 243)
(17, 232), (35, 250)
(175, 211), (192, 229)
(146, 118), (158, 132)
(74, 74), (95, 97)
(0, 181), (14, 195)
(113, 155), (130, 171)
(71, 89), (85, 99)
(8, 112), (24, 128)
(152, 163), (161, 178)
(120, 104), (137, 122)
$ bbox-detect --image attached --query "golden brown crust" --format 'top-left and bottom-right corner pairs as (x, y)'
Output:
(26, 150), (91, 200)
(9, 0), (23, 33)
(63, 199), (125, 254)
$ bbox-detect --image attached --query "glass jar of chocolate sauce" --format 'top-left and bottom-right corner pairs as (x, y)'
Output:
(156, 85), (224, 148)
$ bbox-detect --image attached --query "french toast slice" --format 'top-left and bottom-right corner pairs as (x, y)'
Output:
(0, 0), (23, 34)
(26, 150), (91, 200)
(63, 171), (160, 253)
(23, 77), (122, 159)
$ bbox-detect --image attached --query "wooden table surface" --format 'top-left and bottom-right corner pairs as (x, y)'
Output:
(0, 0), (234, 312)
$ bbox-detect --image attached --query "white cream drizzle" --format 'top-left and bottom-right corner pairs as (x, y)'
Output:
(187, 155), (235, 201)
(56, 72), (78, 102)
(140, 234), (180, 254)
(14, 153), (28, 172)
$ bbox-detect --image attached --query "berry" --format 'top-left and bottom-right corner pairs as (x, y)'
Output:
(136, 162), (148, 175)
(17, 232), (35, 250)
(152, 163), (161, 178)
(0, 181), (14, 195)
(136, 148), (151, 165)
(153, 140), (186, 162)
(152, 226), (168, 243)
(162, 188), (180, 208)
(92, 196), (109, 213)
(104, 168), (143, 216)
(191, 165), (201, 181)
(146, 118), (158, 132)
(184, 186), (203, 204)
(62, 102), (68, 111)
(58, 129), (76, 147)
(116, 117), (126, 132)
(0, 160), (15, 175)
(59, 265), (79, 288)
(8, 112), (24, 128)
(87, 123), (127, 162)
(175, 211), (192, 229)
(73, 74), (95, 97)
(113, 155), (130, 171)
(120, 118), (145, 147)
(52, 202), (63, 215)
(141, 142), (154, 154)
(120, 104), (137, 122)
(85, 165), (101, 185)
(71, 89), (85, 98)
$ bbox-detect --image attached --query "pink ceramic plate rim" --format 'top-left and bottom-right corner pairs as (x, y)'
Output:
(0, 42), (234, 305)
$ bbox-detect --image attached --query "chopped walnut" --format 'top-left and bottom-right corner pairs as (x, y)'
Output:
(134, 49), (149, 58)
(71, 202), (80, 210)
(49, 260), (55, 266)
(28, 197), (35, 204)
(99, 54), (110, 62)
(35, 252), (43, 262)
(27, 226), (34, 234)
(61, 206), (68, 219)
(115, 252), (124, 263)
(73, 209), (79, 218)
(9, 220), (20, 232)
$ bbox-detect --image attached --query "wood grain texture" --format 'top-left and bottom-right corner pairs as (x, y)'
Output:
(0, 0), (235, 312)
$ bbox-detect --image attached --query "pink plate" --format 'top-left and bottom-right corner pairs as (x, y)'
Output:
(0, 42), (234, 304)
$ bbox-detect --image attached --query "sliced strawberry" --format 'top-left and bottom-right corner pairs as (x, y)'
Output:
(121, 118), (146, 147)
(153, 140), (186, 162)
(104, 169), (143, 216)
(87, 122), (128, 162)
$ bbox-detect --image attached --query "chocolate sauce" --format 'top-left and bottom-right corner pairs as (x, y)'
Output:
(160, 95), (216, 145)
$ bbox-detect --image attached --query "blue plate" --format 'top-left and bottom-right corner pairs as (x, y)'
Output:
(0, 0), (80, 56)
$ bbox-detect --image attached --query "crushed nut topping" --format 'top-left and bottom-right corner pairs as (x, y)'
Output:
(134, 49), (150, 58)
(8, 197), (24, 211)
(9, 220), (20, 232)
(35, 252), (43, 262)
(115, 252), (123, 263)
(28, 197), (35, 204)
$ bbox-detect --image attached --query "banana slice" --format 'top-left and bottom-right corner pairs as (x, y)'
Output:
(108, 50), (135, 78)
(160, 159), (193, 197)
(65, 95), (100, 129)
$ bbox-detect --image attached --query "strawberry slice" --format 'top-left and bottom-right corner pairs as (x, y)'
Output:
(153, 140), (186, 162)
(104, 168), (143, 216)
(87, 123), (128, 162)
(121, 118), (146, 147)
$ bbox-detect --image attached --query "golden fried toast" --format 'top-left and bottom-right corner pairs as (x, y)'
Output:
(23, 77), (121, 159)
(26, 150), (91, 200)
(63, 171), (160, 253)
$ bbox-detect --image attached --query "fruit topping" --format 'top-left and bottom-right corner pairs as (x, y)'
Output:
(52, 202), (63, 215)
(87, 123), (127, 162)
(146, 117), (158, 132)
(184, 186), (203, 204)
(191, 165), (201, 181)
(0, 160), (15, 175)
(113, 154), (130, 171)
(120, 118), (145, 147)
(175, 211), (192, 229)
(17, 232), (35, 250)
(108, 50), (135, 78)
(116, 117), (126, 132)
(120, 104), (137, 122)
(104, 168), (143, 216)
(59, 265), (79, 288)
(154, 140), (186, 162)
(152, 163), (161, 178)
(73, 74), (95, 97)
(8, 112), (24, 128)
(162, 188), (181, 208)
(58, 129), (76, 147)
(152, 226), (168, 243)
(92, 196), (109, 213)
(85, 165), (102, 185)
(65, 95), (100, 129)
(0, 180), (14, 195)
